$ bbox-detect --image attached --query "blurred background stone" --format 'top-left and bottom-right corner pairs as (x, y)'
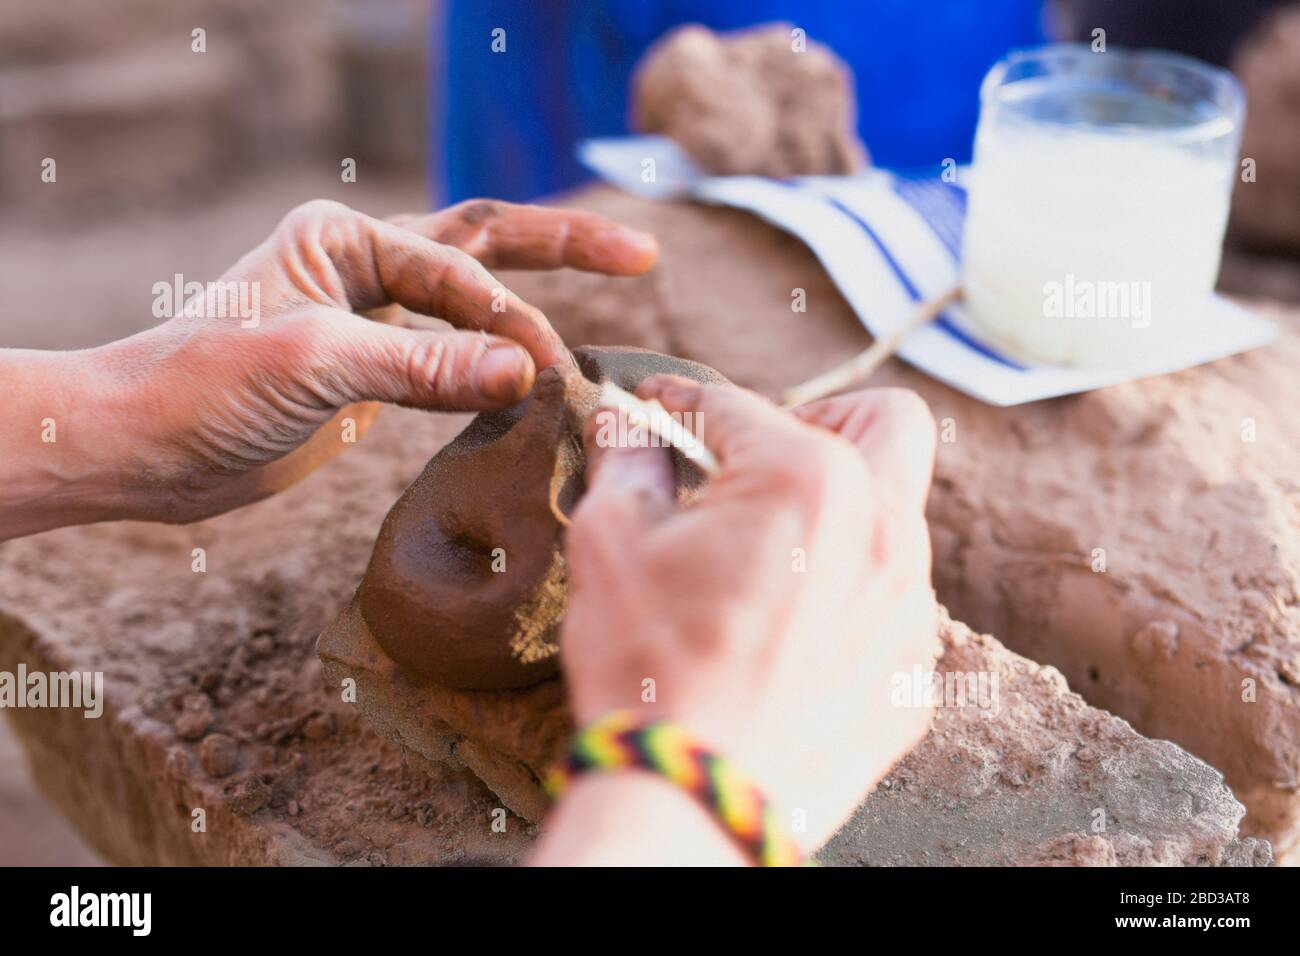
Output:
(0, 0), (432, 865)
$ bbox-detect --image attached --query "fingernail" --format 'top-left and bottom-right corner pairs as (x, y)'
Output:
(659, 382), (700, 408)
(475, 344), (531, 403)
(636, 375), (671, 401)
(596, 225), (658, 270)
(621, 228), (659, 266)
(621, 226), (658, 251)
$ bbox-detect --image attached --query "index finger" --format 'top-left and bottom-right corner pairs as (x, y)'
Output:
(282, 202), (570, 370)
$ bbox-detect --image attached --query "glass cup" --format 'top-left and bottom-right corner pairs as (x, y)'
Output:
(960, 44), (1245, 368)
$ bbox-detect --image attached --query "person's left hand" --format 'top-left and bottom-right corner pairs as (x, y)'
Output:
(78, 198), (657, 524)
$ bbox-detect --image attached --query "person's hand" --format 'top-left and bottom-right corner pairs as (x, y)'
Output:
(559, 380), (941, 852)
(68, 199), (657, 525)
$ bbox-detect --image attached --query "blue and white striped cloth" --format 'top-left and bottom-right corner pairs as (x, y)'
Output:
(578, 135), (1276, 406)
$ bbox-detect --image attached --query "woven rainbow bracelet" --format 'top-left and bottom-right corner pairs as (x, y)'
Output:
(544, 710), (804, 867)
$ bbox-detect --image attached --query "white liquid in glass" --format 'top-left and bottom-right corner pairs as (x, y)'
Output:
(962, 74), (1240, 368)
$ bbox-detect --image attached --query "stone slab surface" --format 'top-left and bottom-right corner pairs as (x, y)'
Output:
(322, 586), (1268, 865)
(0, 391), (1266, 865)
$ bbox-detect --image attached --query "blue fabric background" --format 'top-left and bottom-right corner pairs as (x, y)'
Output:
(434, 0), (1047, 204)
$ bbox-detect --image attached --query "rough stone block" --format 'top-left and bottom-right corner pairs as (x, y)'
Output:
(322, 593), (1268, 865)
(0, 382), (1266, 865)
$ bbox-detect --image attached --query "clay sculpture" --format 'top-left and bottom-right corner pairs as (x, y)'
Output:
(632, 23), (868, 177)
(355, 345), (728, 691)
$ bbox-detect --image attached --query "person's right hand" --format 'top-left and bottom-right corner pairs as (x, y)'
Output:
(561, 379), (941, 852)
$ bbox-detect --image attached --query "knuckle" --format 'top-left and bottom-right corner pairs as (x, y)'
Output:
(271, 312), (332, 358)
(430, 243), (482, 286)
(440, 243), (480, 273)
(449, 199), (506, 225)
(404, 335), (457, 397)
(263, 313), (353, 406)
(277, 201), (369, 265)
(430, 249), (494, 315)
(280, 198), (352, 233)
(875, 387), (936, 437)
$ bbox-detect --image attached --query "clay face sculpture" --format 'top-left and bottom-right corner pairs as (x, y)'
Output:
(356, 346), (729, 691)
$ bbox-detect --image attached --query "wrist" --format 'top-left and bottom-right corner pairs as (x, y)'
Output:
(530, 770), (751, 867)
(537, 709), (806, 865)
(0, 345), (141, 539)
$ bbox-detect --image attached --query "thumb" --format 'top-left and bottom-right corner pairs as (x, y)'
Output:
(325, 313), (536, 411)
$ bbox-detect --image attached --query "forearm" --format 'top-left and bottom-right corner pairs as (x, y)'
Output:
(529, 772), (750, 866)
(0, 346), (131, 541)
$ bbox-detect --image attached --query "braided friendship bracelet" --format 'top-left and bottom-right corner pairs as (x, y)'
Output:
(545, 710), (804, 867)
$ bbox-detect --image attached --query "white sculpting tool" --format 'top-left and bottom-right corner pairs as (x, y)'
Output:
(782, 286), (962, 408)
(597, 381), (720, 475)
